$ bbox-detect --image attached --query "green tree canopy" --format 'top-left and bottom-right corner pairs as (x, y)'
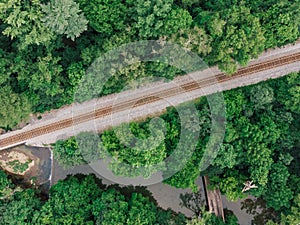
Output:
(0, 85), (31, 129)
(0, 0), (54, 49)
(281, 194), (300, 225)
(34, 175), (102, 224)
(133, 0), (173, 38)
(169, 26), (212, 56)
(264, 163), (293, 210)
(41, 0), (88, 41)
(196, 4), (265, 73)
(259, 1), (300, 48)
(0, 189), (41, 225)
(77, 0), (127, 36)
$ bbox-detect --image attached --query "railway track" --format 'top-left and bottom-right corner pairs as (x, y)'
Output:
(1, 52), (300, 149)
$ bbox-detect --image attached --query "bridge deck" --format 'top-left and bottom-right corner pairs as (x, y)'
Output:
(203, 176), (225, 221)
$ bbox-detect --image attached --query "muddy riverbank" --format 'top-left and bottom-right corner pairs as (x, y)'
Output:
(0, 145), (52, 191)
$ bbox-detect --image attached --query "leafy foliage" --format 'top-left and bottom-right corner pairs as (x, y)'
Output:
(281, 194), (300, 225)
(0, 0), (54, 49)
(0, 170), (14, 199)
(168, 26), (212, 56)
(186, 207), (238, 225)
(53, 72), (300, 210)
(0, 85), (31, 129)
(0, 0), (299, 220)
(133, 0), (173, 38)
(0, 189), (41, 224)
(34, 175), (101, 224)
(196, 3), (265, 73)
(0, 0), (298, 124)
(251, 0), (300, 48)
(0, 174), (187, 224)
(263, 163), (293, 210)
(41, 0), (88, 41)
(52, 136), (85, 167)
(77, 0), (127, 36)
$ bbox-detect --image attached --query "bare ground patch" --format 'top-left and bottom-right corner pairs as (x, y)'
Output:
(0, 148), (38, 177)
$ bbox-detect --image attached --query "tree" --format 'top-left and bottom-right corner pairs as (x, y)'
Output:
(133, 0), (173, 38)
(276, 73), (300, 114)
(186, 207), (231, 225)
(41, 0), (88, 41)
(127, 193), (157, 225)
(77, 132), (101, 163)
(260, 1), (300, 48)
(249, 84), (274, 111)
(29, 54), (63, 97)
(197, 4), (265, 73)
(168, 26), (212, 56)
(105, 122), (167, 178)
(93, 178), (186, 225)
(0, 0), (54, 49)
(34, 175), (102, 224)
(0, 85), (31, 129)
(212, 144), (238, 169)
(211, 175), (246, 201)
(0, 170), (14, 199)
(180, 0), (200, 8)
(92, 188), (128, 225)
(77, 0), (127, 36)
(0, 49), (12, 86)
(161, 8), (193, 36)
(281, 194), (300, 225)
(264, 163), (293, 210)
(0, 189), (41, 225)
(52, 136), (85, 167)
(224, 89), (246, 120)
(9, 50), (66, 113)
(0, 173), (187, 224)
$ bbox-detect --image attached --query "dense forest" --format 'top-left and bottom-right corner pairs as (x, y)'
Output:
(1, 0), (300, 224)
(0, 172), (239, 224)
(0, 0), (299, 129)
(53, 72), (300, 224)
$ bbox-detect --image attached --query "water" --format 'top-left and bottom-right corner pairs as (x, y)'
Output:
(0, 145), (52, 192)
(0, 145), (262, 223)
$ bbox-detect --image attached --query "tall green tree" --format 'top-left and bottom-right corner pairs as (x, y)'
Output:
(259, 1), (300, 48)
(92, 188), (128, 225)
(0, 85), (31, 129)
(12, 52), (64, 112)
(281, 194), (300, 225)
(133, 0), (173, 38)
(249, 84), (274, 111)
(0, 49), (12, 86)
(0, 189), (41, 225)
(264, 163), (293, 210)
(0, 0), (54, 49)
(161, 8), (193, 36)
(196, 4), (265, 73)
(53, 136), (85, 167)
(0, 170), (14, 199)
(34, 176), (101, 224)
(41, 0), (88, 41)
(169, 26), (212, 56)
(77, 0), (127, 36)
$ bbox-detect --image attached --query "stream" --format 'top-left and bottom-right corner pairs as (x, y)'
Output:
(0, 144), (258, 224)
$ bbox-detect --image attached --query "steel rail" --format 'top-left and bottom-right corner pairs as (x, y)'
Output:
(1, 52), (300, 149)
